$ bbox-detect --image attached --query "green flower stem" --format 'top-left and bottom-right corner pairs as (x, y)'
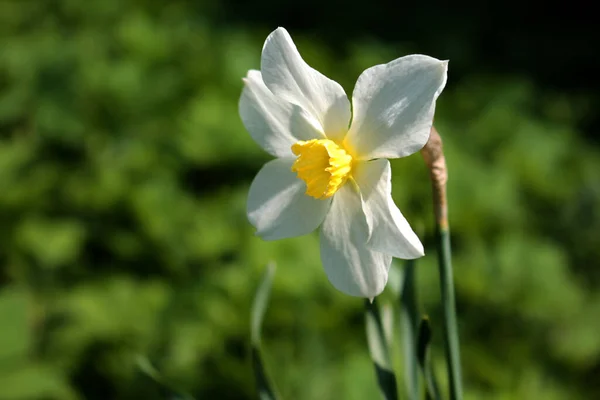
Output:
(421, 127), (463, 400)
(400, 260), (420, 400)
(436, 223), (462, 400)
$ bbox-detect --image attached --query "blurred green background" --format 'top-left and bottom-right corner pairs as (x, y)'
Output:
(1, 1), (598, 399)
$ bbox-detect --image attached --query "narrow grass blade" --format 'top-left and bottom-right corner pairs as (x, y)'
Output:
(251, 263), (279, 400)
(417, 317), (441, 400)
(365, 298), (399, 400)
(136, 356), (195, 400)
(399, 260), (420, 400)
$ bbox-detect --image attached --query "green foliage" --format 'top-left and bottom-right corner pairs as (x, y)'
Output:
(365, 298), (398, 400)
(417, 317), (442, 400)
(0, 288), (77, 400)
(0, 1), (599, 399)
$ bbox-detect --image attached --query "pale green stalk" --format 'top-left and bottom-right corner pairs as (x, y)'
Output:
(251, 263), (279, 400)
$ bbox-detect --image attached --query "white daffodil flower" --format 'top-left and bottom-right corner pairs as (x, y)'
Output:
(240, 27), (448, 298)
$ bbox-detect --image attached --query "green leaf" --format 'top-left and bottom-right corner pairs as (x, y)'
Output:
(250, 262), (279, 400)
(365, 298), (398, 400)
(417, 317), (441, 400)
(398, 260), (421, 400)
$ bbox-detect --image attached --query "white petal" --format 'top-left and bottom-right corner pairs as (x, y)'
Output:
(353, 159), (424, 259)
(320, 184), (392, 297)
(247, 157), (331, 240)
(239, 70), (324, 157)
(261, 27), (351, 141)
(345, 55), (448, 160)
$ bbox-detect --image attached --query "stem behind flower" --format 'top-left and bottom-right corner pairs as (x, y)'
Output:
(421, 127), (463, 400)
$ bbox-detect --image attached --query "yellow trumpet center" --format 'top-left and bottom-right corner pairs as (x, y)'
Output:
(291, 139), (353, 199)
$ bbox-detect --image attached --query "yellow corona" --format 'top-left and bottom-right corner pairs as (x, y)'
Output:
(291, 139), (353, 199)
